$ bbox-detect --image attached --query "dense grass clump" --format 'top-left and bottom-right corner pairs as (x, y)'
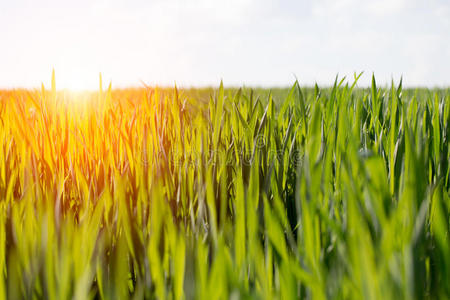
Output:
(0, 74), (449, 299)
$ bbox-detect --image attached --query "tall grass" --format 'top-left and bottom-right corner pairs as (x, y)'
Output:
(0, 73), (448, 299)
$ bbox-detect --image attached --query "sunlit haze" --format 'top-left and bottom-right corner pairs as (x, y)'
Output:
(1, 0), (449, 90)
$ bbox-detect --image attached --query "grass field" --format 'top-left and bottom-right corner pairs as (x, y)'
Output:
(0, 73), (449, 299)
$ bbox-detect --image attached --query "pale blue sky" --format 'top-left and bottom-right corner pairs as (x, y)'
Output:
(0, 0), (449, 89)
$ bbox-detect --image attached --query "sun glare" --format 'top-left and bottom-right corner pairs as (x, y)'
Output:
(53, 67), (100, 92)
(60, 75), (94, 92)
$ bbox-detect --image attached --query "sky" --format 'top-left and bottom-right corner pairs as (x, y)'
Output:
(0, 0), (449, 90)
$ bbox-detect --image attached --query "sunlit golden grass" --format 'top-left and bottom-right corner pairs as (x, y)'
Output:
(0, 72), (449, 299)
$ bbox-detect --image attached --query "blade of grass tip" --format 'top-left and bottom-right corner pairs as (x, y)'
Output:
(278, 83), (294, 123)
(296, 80), (307, 136)
(213, 80), (224, 151)
(350, 71), (364, 94)
(41, 82), (46, 100)
(337, 75), (346, 89)
(397, 76), (403, 99)
(306, 100), (322, 165)
(106, 82), (112, 105)
(389, 80), (398, 196)
(371, 73), (379, 138)
(432, 94), (440, 172)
